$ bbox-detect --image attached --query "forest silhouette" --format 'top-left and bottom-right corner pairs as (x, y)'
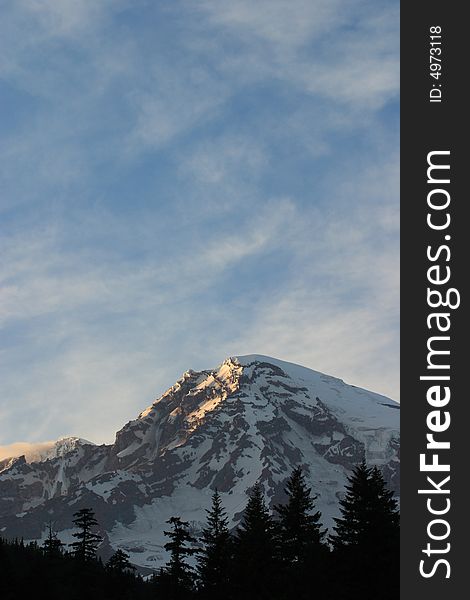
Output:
(1, 462), (399, 600)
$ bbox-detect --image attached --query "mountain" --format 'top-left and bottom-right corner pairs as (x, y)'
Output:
(0, 437), (95, 468)
(0, 355), (399, 569)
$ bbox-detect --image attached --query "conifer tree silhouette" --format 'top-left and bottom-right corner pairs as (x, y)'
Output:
(42, 521), (64, 559)
(275, 467), (326, 562)
(330, 461), (399, 600)
(197, 489), (232, 598)
(233, 483), (277, 599)
(163, 516), (197, 598)
(69, 507), (103, 562)
(106, 548), (135, 573)
(275, 467), (328, 598)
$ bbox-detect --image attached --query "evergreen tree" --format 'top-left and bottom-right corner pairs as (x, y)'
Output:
(275, 467), (326, 563)
(69, 508), (103, 562)
(274, 467), (328, 598)
(0, 535), (150, 599)
(329, 461), (400, 600)
(42, 522), (64, 559)
(106, 548), (136, 574)
(163, 516), (197, 598)
(197, 489), (232, 598)
(233, 483), (277, 599)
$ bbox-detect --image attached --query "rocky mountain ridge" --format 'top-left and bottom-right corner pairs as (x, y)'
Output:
(0, 355), (399, 569)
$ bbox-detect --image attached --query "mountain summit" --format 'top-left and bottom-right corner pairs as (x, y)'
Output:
(0, 355), (399, 569)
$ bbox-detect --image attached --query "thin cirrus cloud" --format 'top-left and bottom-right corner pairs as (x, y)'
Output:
(0, 0), (399, 447)
(0, 441), (55, 463)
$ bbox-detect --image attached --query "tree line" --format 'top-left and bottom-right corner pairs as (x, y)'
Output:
(0, 461), (399, 600)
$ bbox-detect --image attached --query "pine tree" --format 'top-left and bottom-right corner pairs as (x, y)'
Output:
(69, 507), (103, 562)
(1, 535), (152, 599)
(329, 461), (400, 600)
(233, 483), (277, 599)
(163, 516), (197, 598)
(42, 521), (64, 559)
(275, 467), (326, 563)
(106, 548), (136, 574)
(274, 467), (328, 598)
(197, 489), (232, 598)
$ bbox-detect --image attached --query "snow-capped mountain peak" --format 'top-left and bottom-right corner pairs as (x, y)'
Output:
(0, 355), (399, 569)
(0, 436), (95, 467)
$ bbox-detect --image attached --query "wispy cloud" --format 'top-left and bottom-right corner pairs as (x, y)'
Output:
(0, 1), (399, 445)
(0, 441), (55, 462)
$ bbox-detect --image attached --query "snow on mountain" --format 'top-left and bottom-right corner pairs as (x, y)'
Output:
(0, 355), (399, 569)
(0, 437), (95, 467)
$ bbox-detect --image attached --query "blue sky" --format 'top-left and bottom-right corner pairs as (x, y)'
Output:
(0, 0), (399, 448)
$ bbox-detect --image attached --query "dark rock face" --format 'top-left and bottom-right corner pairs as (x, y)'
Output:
(0, 355), (399, 569)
